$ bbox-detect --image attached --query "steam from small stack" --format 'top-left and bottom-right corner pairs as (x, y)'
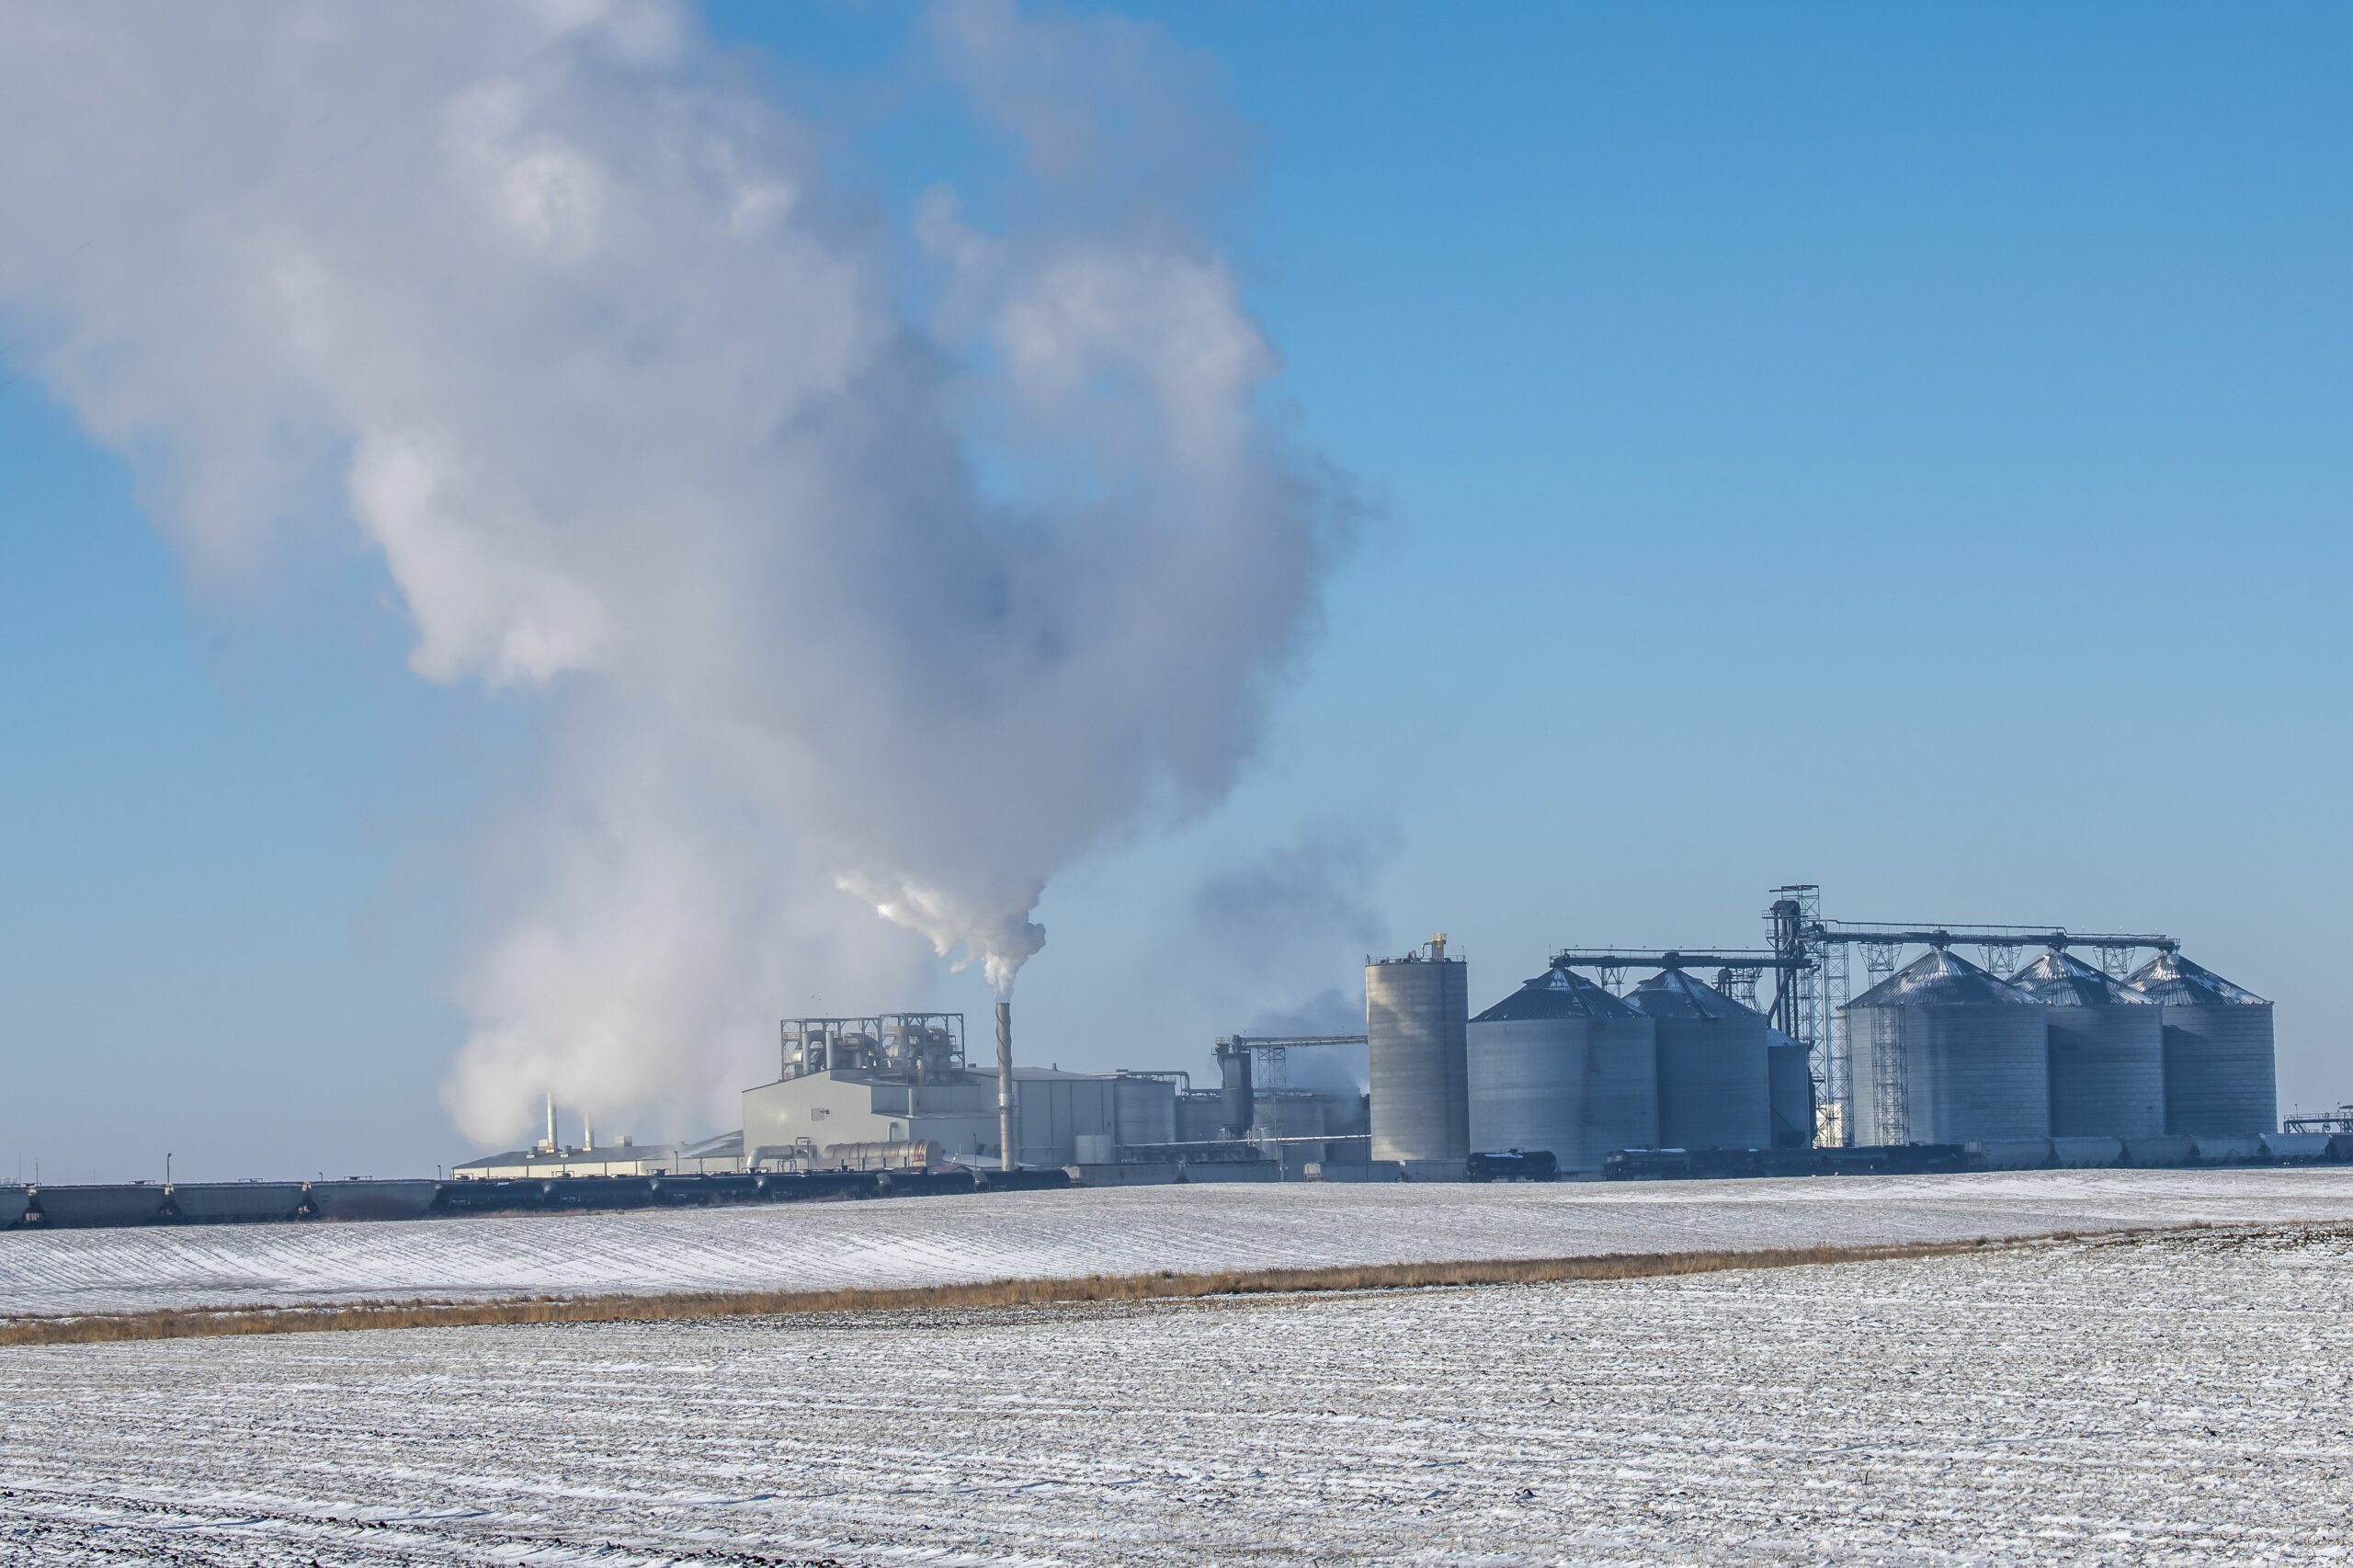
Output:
(0, 2), (1351, 1145)
(995, 1000), (1016, 1172)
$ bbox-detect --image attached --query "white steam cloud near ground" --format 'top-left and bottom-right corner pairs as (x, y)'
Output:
(0, 0), (1349, 1143)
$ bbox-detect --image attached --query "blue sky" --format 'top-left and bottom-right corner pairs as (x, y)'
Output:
(3, 2), (2347, 1180)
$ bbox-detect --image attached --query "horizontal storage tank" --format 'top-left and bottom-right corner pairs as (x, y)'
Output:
(306, 1178), (442, 1221)
(2010, 949), (2165, 1138)
(1844, 947), (2050, 1146)
(1368, 938), (1471, 1163)
(1467, 967), (1657, 1174)
(1766, 1032), (1815, 1150)
(29, 1184), (174, 1227)
(168, 1182), (309, 1223)
(2130, 952), (2278, 1137)
(1623, 969), (1773, 1152)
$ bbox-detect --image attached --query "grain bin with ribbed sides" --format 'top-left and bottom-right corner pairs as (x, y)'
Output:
(1844, 947), (2050, 1146)
(2129, 951), (2277, 1136)
(2010, 949), (2165, 1138)
(1466, 967), (1658, 1174)
(1367, 935), (1471, 1162)
(1622, 968), (1774, 1152)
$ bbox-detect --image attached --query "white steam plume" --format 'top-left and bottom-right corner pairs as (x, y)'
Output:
(0, 0), (1348, 1142)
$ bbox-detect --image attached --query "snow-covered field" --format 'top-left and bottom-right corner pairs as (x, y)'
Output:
(7, 1166), (2353, 1322)
(3, 1221), (2349, 1564)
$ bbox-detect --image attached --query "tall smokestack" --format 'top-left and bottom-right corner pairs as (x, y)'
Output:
(995, 1000), (1016, 1172)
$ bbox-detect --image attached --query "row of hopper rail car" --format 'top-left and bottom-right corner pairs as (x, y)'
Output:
(0, 1165), (1073, 1231)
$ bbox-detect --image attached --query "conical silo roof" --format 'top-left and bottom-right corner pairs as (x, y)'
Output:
(1472, 966), (1633, 1023)
(1847, 946), (2038, 1008)
(1621, 967), (1765, 1021)
(2010, 949), (2154, 1007)
(2127, 951), (2268, 1006)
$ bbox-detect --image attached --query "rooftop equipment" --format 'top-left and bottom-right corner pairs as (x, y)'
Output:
(2010, 948), (2165, 1138)
(1367, 935), (1470, 1163)
(1467, 966), (1657, 1175)
(2128, 952), (2277, 1136)
(1843, 946), (2050, 1146)
(1621, 968), (1773, 1153)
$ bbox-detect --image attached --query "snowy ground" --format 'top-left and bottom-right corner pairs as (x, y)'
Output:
(6, 1166), (2353, 1323)
(3, 1221), (2349, 1564)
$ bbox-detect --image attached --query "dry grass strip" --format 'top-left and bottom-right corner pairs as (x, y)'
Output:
(0, 1230), (2119, 1348)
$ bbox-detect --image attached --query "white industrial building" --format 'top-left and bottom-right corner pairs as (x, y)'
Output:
(739, 1014), (1183, 1169)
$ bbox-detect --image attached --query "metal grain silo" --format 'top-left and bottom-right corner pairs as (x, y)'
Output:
(1843, 947), (2049, 1146)
(1766, 1029), (1816, 1149)
(1466, 967), (1657, 1173)
(1623, 968), (1773, 1152)
(1367, 936), (1470, 1162)
(2009, 949), (2165, 1138)
(2129, 951), (2277, 1136)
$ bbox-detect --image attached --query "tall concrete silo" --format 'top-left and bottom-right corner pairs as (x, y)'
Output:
(1466, 967), (1658, 1174)
(1844, 946), (2049, 1146)
(2009, 949), (2165, 1138)
(2128, 951), (2277, 1136)
(1623, 968), (1774, 1152)
(1367, 936), (1471, 1162)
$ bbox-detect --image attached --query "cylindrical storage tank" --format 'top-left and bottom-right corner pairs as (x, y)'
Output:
(1174, 1092), (1225, 1143)
(1216, 1046), (1254, 1138)
(1367, 938), (1470, 1163)
(1766, 1033), (1815, 1149)
(1113, 1074), (1176, 1149)
(1844, 947), (2050, 1146)
(2129, 952), (2277, 1137)
(2009, 949), (2165, 1138)
(1623, 969), (1773, 1152)
(1466, 967), (1657, 1174)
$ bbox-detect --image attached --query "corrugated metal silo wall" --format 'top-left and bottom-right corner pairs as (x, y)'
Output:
(2159, 1004), (2278, 1135)
(1467, 1016), (1657, 1173)
(1112, 1076), (1176, 1148)
(1767, 1043), (1813, 1147)
(2047, 1007), (2165, 1138)
(1590, 1016), (1661, 1163)
(1850, 999), (2051, 1145)
(1468, 1015), (1593, 1166)
(1653, 1012), (1772, 1151)
(1367, 959), (1470, 1161)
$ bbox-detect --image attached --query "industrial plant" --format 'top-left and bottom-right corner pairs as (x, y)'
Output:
(374, 881), (2322, 1185)
(3, 882), (2332, 1233)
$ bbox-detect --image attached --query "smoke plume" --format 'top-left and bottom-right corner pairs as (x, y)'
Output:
(0, 0), (1347, 1141)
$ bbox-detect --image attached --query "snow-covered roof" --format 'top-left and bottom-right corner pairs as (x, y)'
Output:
(1620, 968), (1765, 1022)
(2127, 951), (2268, 1006)
(1847, 946), (2040, 1009)
(2008, 949), (2154, 1007)
(1472, 967), (1633, 1023)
